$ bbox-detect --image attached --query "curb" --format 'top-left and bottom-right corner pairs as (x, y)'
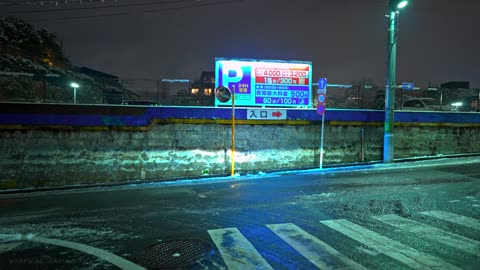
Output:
(1, 153), (479, 196)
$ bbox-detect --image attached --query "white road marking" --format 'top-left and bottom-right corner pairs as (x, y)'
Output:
(267, 223), (367, 270)
(208, 227), (273, 270)
(321, 219), (460, 270)
(420, 211), (480, 231)
(374, 214), (480, 256)
(0, 233), (145, 270)
(0, 241), (23, 254)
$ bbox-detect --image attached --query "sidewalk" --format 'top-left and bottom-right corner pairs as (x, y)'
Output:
(1, 155), (479, 197)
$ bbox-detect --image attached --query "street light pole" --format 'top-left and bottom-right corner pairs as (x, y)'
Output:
(70, 82), (79, 104)
(384, 0), (408, 163)
(383, 10), (397, 163)
(74, 87), (77, 104)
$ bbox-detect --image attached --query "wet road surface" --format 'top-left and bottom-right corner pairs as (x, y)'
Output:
(1, 157), (479, 269)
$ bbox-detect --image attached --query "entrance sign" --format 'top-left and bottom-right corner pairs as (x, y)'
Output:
(247, 109), (287, 120)
(215, 58), (312, 107)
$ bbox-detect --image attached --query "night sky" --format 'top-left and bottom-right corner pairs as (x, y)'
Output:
(1, 0), (479, 88)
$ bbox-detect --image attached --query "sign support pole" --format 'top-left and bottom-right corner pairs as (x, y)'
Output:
(317, 78), (327, 169)
(231, 86), (235, 177)
(320, 112), (325, 169)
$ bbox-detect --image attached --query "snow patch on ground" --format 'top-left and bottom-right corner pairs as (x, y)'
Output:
(0, 219), (138, 251)
(1, 156), (479, 198)
(291, 192), (336, 204)
(0, 219), (141, 269)
(0, 208), (63, 223)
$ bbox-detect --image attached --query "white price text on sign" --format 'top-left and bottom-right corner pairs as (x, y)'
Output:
(247, 109), (287, 120)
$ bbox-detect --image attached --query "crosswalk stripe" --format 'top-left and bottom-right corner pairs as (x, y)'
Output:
(374, 214), (480, 256)
(420, 211), (480, 230)
(267, 223), (368, 270)
(208, 228), (273, 270)
(321, 219), (461, 270)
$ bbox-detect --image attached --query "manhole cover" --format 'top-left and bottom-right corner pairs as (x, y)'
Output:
(142, 239), (211, 269)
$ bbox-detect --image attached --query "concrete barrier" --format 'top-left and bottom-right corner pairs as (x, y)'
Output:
(1, 103), (479, 190)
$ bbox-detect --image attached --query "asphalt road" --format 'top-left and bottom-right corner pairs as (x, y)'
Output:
(1, 157), (480, 270)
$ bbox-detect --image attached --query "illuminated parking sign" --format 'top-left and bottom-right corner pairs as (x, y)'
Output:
(215, 58), (312, 107)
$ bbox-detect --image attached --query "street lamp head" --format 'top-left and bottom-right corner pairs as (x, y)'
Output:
(389, 0), (408, 10)
(397, 1), (408, 9)
(70, 82), (79, 88)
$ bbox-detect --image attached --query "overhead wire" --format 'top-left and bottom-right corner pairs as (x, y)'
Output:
(7, 0), (205, 14)
(0, 0), (118, 5)
(21, 0), (244, 22)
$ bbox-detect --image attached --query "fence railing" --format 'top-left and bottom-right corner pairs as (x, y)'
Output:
(1, 72), (479, 111)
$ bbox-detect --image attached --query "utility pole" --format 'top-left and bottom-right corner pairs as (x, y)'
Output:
(383, 0), (408, 163)
(383, 9), (397, 163)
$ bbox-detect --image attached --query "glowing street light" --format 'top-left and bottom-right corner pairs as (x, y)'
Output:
(397, 1), (408, 9)
(70, 82), (79, 104)
(389, 0), (408, 10)
(384, 0), (409, 163)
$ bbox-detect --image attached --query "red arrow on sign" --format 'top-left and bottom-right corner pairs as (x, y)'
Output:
(272, 111), (283, 118)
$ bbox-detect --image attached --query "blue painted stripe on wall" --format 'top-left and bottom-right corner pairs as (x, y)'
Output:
(395, 111), (480, 123)
(0, 113), (152, 127)
(1, 106), (480, 127)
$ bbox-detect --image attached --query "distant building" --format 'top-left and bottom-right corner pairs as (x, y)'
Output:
(440, 81), (470, 90)
(174, 71), (215, 106)
(439, 81), (479, 111)
(74, 66), (137, 104)
(159, 79), (191, 105)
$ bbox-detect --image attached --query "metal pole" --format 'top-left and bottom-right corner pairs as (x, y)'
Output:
(357, 85), (360, 109)
(360, 128), (365, 162)
(320, 112), (325, 169)
(156, 80), (159, 103)
(383, 10), (397, 163)
(74, 87), (77, 104)
(43, 76), (46, 103)
(400, 88), (403, 110)
(440, 89), (443, 110)
(231, 86), (235, 176)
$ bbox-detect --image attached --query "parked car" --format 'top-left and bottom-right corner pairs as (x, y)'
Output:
(400, 98), (452, 111)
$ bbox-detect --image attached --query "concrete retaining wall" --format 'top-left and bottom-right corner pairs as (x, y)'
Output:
(1, 103), (479, 190)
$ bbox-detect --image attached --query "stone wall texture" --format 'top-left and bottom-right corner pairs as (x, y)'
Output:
(1, 122), (480, 190)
